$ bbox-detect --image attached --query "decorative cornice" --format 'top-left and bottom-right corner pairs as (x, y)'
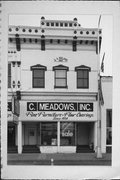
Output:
(8, 91), (97, 97)
(8, 25), (102, 40)
(8, 19), (102, 52)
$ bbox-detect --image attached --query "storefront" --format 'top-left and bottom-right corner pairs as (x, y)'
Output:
(21, 121), (95, 153)
(12, 100), (97, 153)
(7, 76), (113, 154)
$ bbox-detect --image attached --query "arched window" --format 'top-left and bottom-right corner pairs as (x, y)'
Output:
(75, 65), (91, 89)
(53, 65), (69, 88)
(30, 64), (47, 88)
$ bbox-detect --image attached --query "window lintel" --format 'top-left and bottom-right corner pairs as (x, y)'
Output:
(75, 65), (91, 71)
(53, 64), (69, 71)
(30, 64), (47, 71)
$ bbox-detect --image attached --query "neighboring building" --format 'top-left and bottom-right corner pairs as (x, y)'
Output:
(7, 17), (112, 154)
(101, 76), (112, 153)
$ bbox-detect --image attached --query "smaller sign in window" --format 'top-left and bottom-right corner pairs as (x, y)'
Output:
(60, 122), (75, 146)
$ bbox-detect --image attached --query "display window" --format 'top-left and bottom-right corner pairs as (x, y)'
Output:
(60, 122), (75, 146)
(41, 122), (57, 146)
(106, 109), (112, 145)
(106, 128), (112, 145)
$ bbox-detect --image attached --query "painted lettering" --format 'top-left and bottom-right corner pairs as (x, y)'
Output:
(29, 103), (35, 111)
(27, 102), (37, 111)
(38, 103), (49, 111)
(78, 103), (93, 112)
(38, 102), (77, 111)
(62, 130), (73, 137)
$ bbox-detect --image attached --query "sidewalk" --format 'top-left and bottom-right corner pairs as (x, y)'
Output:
(8, 153), (111, 166)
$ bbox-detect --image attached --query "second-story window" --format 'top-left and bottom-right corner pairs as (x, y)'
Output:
(30, 64), (47, 88)
(33, 70), (44, 88)
(53, 65), (69, 88)
(8, 63), (11, 88)
(75, 65), (91, 89)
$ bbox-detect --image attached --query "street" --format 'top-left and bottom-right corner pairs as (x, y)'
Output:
(8, 153), (111, 166)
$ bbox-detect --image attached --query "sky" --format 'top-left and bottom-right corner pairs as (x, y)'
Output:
(9, 15), (113, 76)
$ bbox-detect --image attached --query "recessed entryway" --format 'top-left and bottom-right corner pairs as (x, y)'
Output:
(28, 128), (36, 145)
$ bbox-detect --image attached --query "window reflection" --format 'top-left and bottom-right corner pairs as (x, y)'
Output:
(41, 122), (57, 146)
(60, 122), (75, 146)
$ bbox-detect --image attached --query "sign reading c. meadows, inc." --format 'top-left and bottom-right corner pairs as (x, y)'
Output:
(19, 102), (97, 121)
(27, 102), (93, 112)
(19, 101), (97, 121)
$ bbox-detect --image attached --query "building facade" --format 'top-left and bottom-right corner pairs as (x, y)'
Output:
(7, 17), (112, 154)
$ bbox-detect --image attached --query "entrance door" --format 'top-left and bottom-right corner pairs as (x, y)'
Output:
(8, 125), (15, 147)
(28, 128), (36, 145)
(76, 123), (89, 145)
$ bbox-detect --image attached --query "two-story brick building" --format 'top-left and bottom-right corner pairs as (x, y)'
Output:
(7, 17), (112, 154)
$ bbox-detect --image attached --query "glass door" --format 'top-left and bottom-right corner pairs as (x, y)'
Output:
(28, 128), (36, 145)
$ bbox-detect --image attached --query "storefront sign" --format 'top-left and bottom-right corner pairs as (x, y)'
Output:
(27, 102), (93, 112)
(78, 103), (93, 111)
(20, 101), (97, 121)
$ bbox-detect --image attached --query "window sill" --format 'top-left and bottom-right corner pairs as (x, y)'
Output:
(33, 87), (45, 88)
(54, 86), (68, 89)
(77, 87), (89, 89)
